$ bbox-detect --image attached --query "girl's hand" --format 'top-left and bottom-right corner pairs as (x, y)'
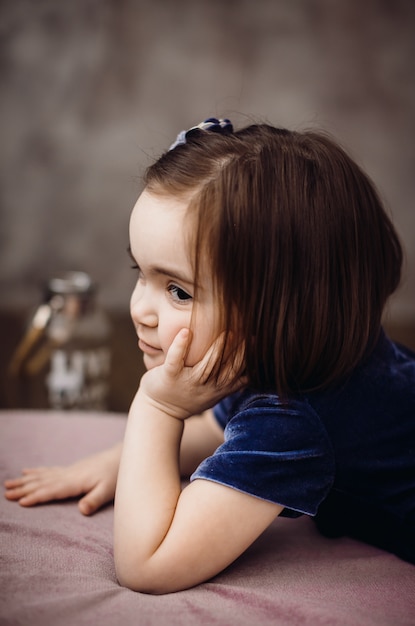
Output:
(4, 444), (122, 515)
(139, 329), (244, 420)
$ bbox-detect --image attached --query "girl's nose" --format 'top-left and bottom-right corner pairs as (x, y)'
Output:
(130, 287), (158, 328)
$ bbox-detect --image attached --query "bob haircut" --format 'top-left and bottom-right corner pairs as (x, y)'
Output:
(144, 123), (402, 395)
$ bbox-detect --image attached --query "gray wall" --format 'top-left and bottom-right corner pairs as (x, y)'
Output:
(1, 0), (414, 321)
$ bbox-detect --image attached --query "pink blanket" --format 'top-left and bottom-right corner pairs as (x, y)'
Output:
(1, 411), (414, 625)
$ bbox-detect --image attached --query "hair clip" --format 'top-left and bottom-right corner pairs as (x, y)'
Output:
(168, 117), (233, 151)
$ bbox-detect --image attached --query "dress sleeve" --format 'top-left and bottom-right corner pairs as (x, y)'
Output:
(191, 393), (335, 517)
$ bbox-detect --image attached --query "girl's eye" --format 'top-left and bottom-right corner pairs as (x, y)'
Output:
(168, 284), (192, 303)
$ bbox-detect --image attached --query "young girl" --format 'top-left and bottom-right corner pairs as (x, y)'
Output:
(5, 119), (415, 594)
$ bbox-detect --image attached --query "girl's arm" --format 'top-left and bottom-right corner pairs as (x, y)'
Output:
(3, 410), (223, 514)
(114, 330), (283, 594)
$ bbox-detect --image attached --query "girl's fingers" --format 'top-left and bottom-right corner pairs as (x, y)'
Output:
(4, 486), (26, 501)
(163, 329), (243, 387)
(5, 476), (49, 500)
(4, 468), (53, 489)
(17, 491), (48, 506)
(78, 482), (112, 516)
(5, 484), (45, 504)
(5, 467), (72, 505)
(4, 478), (23, 489)
(4, 478), (33, 490)
(164, 328), (191, 375)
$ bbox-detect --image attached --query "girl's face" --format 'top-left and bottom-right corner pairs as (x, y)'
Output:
(129, 189), (219, 371)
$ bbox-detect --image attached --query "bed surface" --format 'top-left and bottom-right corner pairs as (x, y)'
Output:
(1, 410), (414, 626)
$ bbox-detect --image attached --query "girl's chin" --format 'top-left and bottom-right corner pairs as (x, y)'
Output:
(142, 349), (201, 370)
(142, 353), (165, 370)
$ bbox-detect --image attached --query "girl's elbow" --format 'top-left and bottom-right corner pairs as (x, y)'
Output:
(115, 559), (188, 595)
(116, 564), (159, 594)
(114, 540), (209, 593)
(117, 573), (188, 595)
(115, 556), (154, 594)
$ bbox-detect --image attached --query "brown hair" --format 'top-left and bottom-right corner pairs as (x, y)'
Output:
(144, 124), (402, 394)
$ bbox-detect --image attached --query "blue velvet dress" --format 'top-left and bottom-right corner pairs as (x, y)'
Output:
(191, 330), (415, 564)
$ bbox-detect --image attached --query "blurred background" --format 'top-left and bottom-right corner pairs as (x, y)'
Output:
(1, 0), (414, 412)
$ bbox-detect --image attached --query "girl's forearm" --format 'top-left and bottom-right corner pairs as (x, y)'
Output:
(113, 389), (184, 586)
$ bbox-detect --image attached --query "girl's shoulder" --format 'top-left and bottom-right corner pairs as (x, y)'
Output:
(213, 329), (415, 430)
(213, 388), (321, 432)
(198, 388), (335, 517)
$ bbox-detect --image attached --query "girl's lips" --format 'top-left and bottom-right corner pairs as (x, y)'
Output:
(138, 338), (162, 355)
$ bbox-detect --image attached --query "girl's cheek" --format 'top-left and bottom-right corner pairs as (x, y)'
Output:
(184, 332), (217, 367)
